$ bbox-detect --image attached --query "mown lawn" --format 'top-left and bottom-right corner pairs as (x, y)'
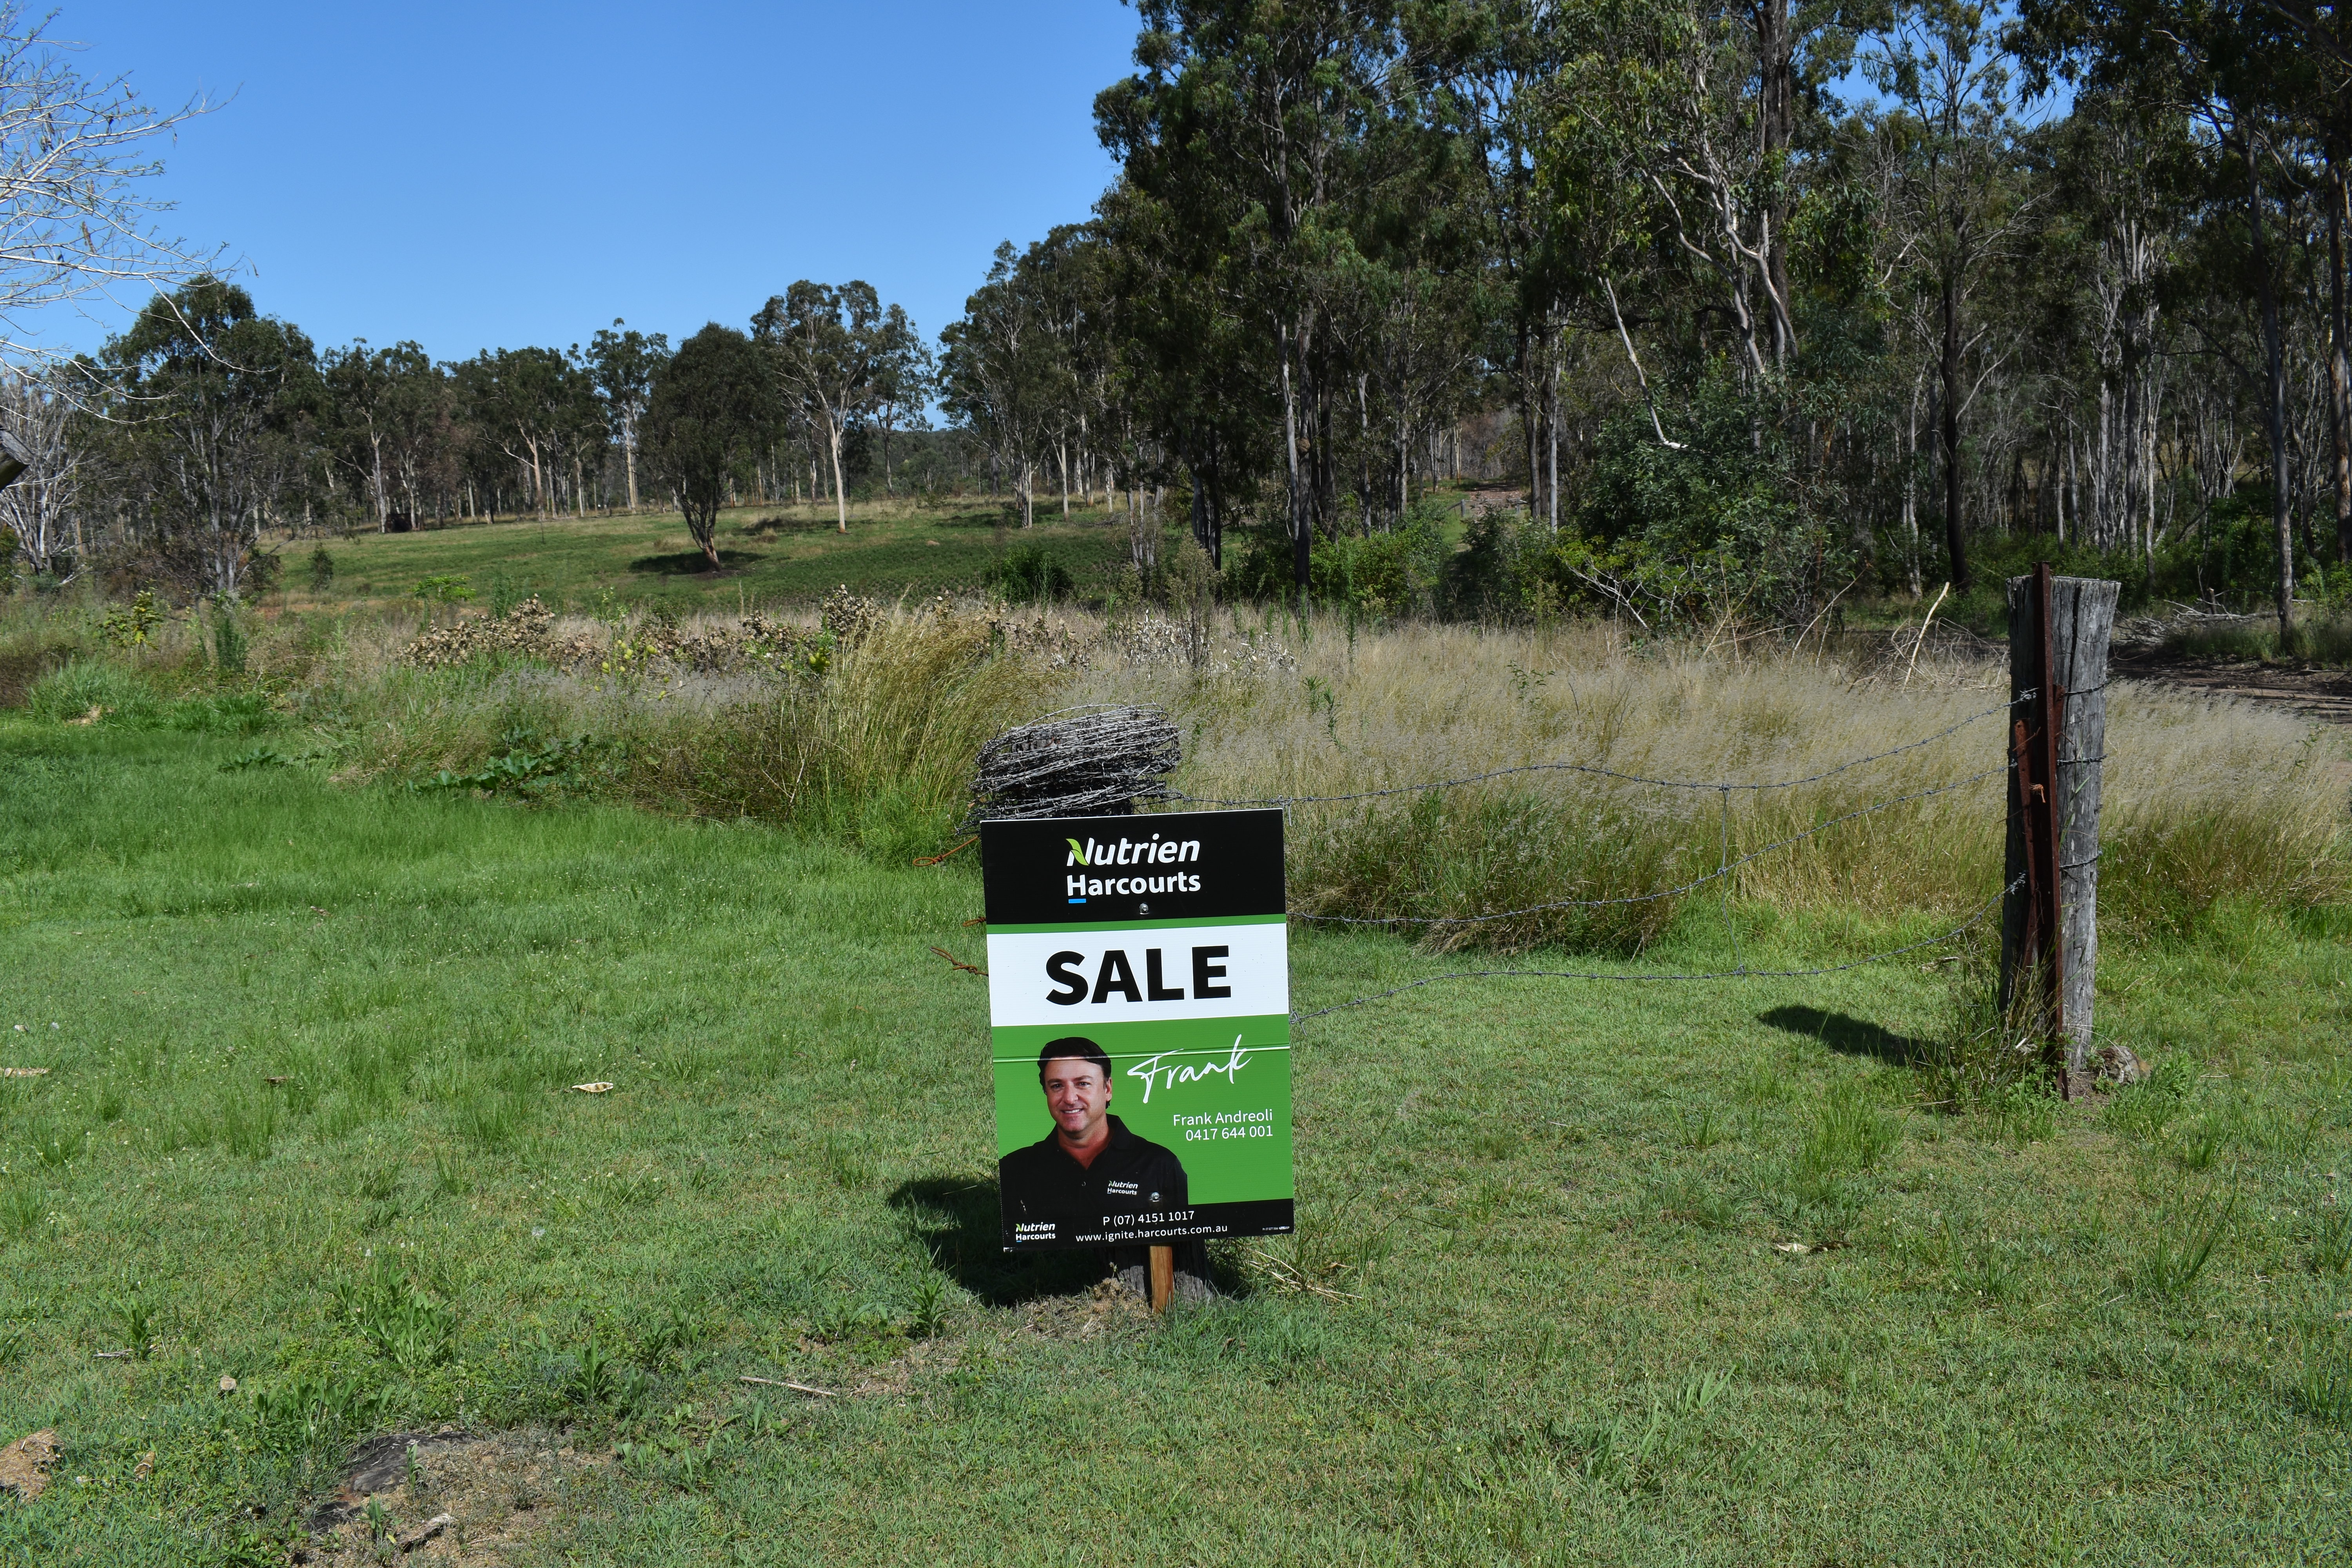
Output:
(0, 725), (2348, 1564)
(284, 500), (1136, 617)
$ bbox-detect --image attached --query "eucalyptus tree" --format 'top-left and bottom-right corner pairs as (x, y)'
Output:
(321, 340), (448, 531)
(451, 346), (594, 521)
(0, 365), (80, 578)
(1864, 0), (2037, 592)
(753, 281), (884, 532)
(1099, 0), (1414, 591)
(94, 276), (319, 596)
(2017, 0), (2312, 630)
(869, 303), (934, 498)
(1024, 223), (1120, 517)
(1092, 174), (1272, 565)
(642, 324), (780, 569)
(588, 319), (670, 512)
(1418, 0), (1582, 519)
(0, 4), (222, 366)
(941, 242), (1060, 527)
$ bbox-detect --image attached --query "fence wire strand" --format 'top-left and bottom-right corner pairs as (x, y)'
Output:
(1173, 689), (2033, 809)
(976, 676), (2101, 1024)
(1289, 875), (2025, 1024)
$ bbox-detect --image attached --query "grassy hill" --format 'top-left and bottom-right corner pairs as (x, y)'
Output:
(290, 497), (1141, 616)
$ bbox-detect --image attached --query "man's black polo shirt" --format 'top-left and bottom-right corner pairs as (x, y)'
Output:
(998, 1114), (1189, 1246)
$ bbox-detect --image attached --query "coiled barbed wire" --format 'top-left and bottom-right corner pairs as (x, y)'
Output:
(962, 704), (1181, 829)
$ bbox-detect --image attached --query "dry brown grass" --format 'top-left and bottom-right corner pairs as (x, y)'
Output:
(17, 593), (2343, 950)
(1065, 612), (2348, 948)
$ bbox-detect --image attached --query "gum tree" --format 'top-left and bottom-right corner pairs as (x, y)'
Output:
(588, 319), (670, 513)
(753, 281), (884, 532)
(642, 323), (779, 570)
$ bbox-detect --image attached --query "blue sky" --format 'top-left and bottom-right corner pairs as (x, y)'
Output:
(30, 1), (1139, 361)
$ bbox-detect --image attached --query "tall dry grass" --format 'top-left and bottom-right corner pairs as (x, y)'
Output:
(1064, 613), (2348, 950)
(296, 600), (1048, 861)
(11, 593), (2343, 951)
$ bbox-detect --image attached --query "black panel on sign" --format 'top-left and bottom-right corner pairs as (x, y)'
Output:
(981, 808), (1285, 926)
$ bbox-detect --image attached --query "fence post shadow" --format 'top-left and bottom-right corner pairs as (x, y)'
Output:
(1758, 1004), (1932, 1067)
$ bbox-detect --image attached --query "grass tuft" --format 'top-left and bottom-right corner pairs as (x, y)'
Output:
(2132, 1195), (2236, 1298)
(1797, 1083), (1900, 1174)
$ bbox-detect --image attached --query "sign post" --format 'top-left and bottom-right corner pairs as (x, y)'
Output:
(980, 808), (1294, 1310)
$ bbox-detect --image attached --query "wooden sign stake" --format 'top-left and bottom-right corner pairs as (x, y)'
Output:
(1148, 1244), (1175, 1314)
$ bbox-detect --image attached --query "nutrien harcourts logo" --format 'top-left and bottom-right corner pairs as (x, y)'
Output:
(1062, 830), (1202, 902)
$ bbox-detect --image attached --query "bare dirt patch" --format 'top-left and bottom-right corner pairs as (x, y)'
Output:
(294, 1426), (611, 1566)
(1010, 1276), (1155, 1344)
(2112, 643), (2352, 726)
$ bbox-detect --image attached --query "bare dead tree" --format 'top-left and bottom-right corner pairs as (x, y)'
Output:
(0, 361), (76, 576)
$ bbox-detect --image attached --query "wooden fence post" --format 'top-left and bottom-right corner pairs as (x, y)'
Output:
(2002, 564), (2118, 1096)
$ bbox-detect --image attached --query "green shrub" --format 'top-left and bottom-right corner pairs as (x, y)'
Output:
(171, 690), (276, 736)
(1569, 372), (1855, 631)
(414, 574), (474, 604)
(996, 543), (1074, 603)
(209, 598), (247, 673)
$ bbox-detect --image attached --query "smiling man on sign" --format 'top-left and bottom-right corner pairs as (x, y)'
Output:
(998, 1036), (1189, 1242)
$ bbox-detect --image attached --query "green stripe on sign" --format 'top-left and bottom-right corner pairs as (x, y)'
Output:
(984, 912), (1290, 936)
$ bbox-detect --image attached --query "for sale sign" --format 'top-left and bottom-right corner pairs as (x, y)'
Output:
(981, 808), (1293, 1253)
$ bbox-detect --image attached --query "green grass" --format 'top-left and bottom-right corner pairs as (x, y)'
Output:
(290, 499), (1136, 615)
(2160, 613), (2352, 669)
(2, 726), (2351, 1563)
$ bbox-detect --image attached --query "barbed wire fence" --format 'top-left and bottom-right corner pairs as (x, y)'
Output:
(961, 572), (2114, 1060)
(1178, 692), (2052, 1025)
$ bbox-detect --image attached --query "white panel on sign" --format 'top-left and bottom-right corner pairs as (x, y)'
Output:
(984, 922), (1289, 1029)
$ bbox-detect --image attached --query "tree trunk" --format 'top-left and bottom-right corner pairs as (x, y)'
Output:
(1548, 347), (1562, 533)
(1526, 364), (1545, 519)
(828, 418), (848, 533)
(624, 419), (639, 512)
(1940, 269), (1970, 591)
(1755, 0), (1795, 367)
(2247, 137), (2295, 637)
(1282, 338), (1308, 595)
(1904, 373), (1923, 593)
(2332, 156), (2352, 564)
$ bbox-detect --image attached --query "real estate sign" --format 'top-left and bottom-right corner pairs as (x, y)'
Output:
(981, 808), (1293, 1253)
